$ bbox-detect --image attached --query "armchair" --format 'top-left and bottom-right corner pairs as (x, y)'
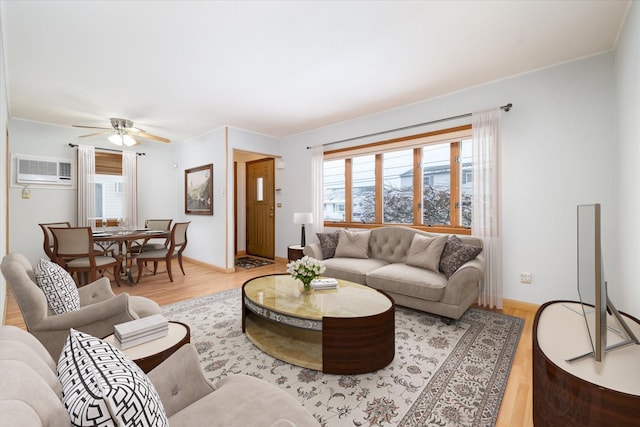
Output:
(0, 253), (161, 359)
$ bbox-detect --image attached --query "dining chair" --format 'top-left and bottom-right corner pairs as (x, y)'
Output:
(135, 221), (190, 283)
(39, 222), (71, 260)
(134, 218), (173, 253)
(50, 226), (123, 286)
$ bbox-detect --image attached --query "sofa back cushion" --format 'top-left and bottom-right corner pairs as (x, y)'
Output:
(369, 227), (421, 264)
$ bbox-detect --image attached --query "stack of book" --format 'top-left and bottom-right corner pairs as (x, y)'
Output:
(113, 314), (169, 350)
(311, 278), (338, 290)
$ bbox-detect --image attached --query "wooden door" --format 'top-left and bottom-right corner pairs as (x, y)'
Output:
(246, 158), (275, 259)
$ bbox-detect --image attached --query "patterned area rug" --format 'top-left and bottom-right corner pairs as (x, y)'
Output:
(235, 256), (274, 269)
(162, 289), (523, 427)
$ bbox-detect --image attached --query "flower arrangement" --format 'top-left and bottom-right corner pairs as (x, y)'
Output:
(286, 256), (326, 293)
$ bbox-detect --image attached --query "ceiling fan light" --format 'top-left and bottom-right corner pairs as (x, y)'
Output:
(108, 134), (123, 146)
(123, 134), (136, 146)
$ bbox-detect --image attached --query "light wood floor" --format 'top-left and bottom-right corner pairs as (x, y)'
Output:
(3, 257), (534, 427)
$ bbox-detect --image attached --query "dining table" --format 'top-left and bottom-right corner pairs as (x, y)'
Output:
(92, 227), (170, 284)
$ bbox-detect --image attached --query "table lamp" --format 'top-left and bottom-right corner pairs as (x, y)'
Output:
(293, 212), (313, 247)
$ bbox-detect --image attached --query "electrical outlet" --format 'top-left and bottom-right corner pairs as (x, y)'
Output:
(520, 272), (532, 284)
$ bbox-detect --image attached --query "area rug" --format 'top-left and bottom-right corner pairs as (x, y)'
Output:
(235, 256), (274, 269)
(162, 289), (523, 426)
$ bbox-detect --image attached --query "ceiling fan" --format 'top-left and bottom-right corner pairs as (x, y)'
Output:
(73, 118), (171, 146)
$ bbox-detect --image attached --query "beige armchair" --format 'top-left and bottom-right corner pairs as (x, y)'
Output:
(0, 253), (162, 359)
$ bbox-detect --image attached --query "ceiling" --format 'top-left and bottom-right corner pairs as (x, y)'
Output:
(1, 1), (631, 144)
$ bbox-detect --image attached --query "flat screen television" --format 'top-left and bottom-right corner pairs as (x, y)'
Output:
(570, 203), (639, 363)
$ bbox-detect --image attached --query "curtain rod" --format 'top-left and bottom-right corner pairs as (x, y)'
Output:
(68, 143), (146, 156)
(307, 103), (512, 149)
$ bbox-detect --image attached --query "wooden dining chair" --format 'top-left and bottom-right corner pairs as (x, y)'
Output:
(133, 218), (173, 254)
(39, 222), (71, 261)
(135, 221), (190, 283)
(50, 227), (122, 287)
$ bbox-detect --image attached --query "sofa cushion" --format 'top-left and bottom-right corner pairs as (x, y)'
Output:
(168, 374), (318, 427)
(57, 329), (168, 427)
(439, 235), (483, 278)
(323, 257), (388, 285)
(335, 229), (371, 259)
(316, 231), (340, 259)
(406, 234), (448, 272)
(366, 263), (447, 302)
(35, 258), (80, 315)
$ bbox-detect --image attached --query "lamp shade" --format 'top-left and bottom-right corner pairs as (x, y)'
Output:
(293, 212), (313, 225)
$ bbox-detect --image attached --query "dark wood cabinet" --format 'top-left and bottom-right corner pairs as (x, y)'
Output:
(533, 301), (640, 426)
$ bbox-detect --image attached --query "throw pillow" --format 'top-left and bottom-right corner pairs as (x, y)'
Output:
(316, 231), (340, 259)
(57, 329), (168, 427)
(35, 258), (80, 315)
(406, 233), (449, 273)
(439, 235), (482, 278)
(334, 229), (371, 259)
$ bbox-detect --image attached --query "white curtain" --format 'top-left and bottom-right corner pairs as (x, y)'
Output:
(77, 145), (95, 227)
(472, 108), (503, 309)
(122, 150), (138, 227)
(310, 145), (324, 237)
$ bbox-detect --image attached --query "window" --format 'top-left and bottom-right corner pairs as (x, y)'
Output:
(322, 125), (472, 233)
(94, 152), (124, 220)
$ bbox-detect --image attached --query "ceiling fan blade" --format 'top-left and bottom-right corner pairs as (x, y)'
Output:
(78, 131), (112, 138)
(73, 125), (112, 130)
(137, 132), (171, 144)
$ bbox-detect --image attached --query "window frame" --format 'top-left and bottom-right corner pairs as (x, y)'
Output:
(322, 125), (473, 234)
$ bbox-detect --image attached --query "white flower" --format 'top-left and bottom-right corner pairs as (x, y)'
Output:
(287, 256), (326, 282)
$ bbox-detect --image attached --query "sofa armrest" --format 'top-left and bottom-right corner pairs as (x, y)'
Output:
(32, 293), (135, 332)
(147, 344), (215, 418)
(77, 277), (115, 305)
(303, 243), (323, 259)
(440, 257), (484, 306)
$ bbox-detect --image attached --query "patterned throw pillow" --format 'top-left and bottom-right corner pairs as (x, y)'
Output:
(334, 229), (371, 259)
(316, 231), (340, 259)
(439, 235), (482, 278)
(406, 234), (449, 273)
(57, 329), (168, 427)
(35, 258), (80, 315)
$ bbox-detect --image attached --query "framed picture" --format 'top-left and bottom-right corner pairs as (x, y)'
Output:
(185, 164), (213, 215)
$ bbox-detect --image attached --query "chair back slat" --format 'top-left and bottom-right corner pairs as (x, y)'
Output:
(146, 219), (172, 231)
(51, 227), (92, 258)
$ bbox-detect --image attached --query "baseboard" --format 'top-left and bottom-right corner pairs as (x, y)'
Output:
(182, 256), (235, 273)
(503, 298), (540, 313)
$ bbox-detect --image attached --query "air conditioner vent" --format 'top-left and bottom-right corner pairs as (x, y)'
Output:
(15, 155), (74, 186)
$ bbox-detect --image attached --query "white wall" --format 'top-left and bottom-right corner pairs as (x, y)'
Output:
(0, 7), (8, 322)
(616, 2), (640, 318)
(283, 53), (622, 312)
(6, 118), (177, 266)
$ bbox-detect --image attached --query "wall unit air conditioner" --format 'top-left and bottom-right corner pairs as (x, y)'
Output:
(16, 155), (73, 186)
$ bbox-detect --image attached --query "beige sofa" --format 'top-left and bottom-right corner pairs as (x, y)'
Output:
(0, 325), (318, 427)
(1, 253), (162, 359)
(304, 226), (484, 320)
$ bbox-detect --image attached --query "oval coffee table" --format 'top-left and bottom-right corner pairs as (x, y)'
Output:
(242, 274), (395, 374)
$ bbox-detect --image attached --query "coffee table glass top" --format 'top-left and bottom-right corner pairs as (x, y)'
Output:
(244, 274), (392, 320)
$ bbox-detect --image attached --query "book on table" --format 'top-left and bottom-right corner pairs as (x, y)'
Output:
(311, 278), (338, 289)
(114, 314), (169, 349)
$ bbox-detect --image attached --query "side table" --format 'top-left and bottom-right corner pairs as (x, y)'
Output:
(287, 245), (304, 262)
(103, 321), (190, 373)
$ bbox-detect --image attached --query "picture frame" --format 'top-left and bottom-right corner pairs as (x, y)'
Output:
(185, 164), (213, 215)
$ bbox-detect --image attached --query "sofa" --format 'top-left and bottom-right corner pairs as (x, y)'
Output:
(0, 325), (318, 427)
(1, 253), (162, 359)
(304, 226), (484, 320)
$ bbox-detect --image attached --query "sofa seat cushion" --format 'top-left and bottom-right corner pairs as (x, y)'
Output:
(168, 374), (318, 427)
(366, 263), (447, 302)
(323, 257), (389, 285)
